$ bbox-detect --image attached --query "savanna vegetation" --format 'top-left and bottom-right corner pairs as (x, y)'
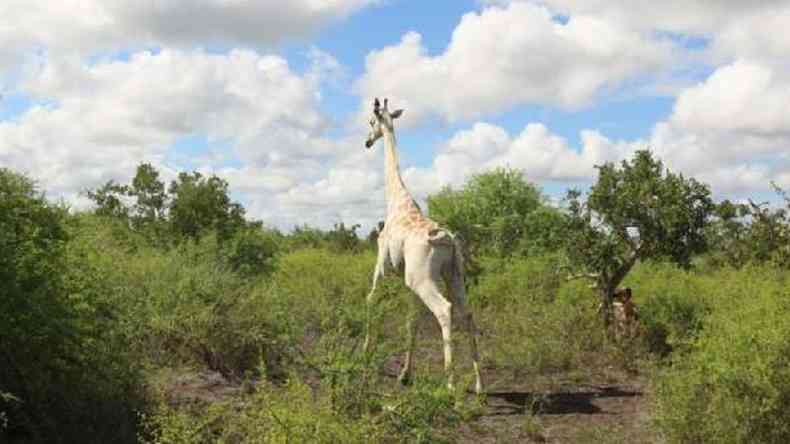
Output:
(3, 150), (790, 443)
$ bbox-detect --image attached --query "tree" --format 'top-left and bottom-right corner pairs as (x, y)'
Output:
(129, 162), (167, 228)
(86, 180), (129, 219)
(564, 150), (714, 326)
(741, 184), (790, 267)
(168, 171), (246, 241)
(704, 199), (752, 268)
(1, 168), (70, 439)
(88, 164), (250, 243)
(367, 221), (385, 250)
(427, 168), (555, 257)
(86, 162), (167, 231)
(283, 223), (364, 253)
(1, 169), (141, 441)
(325, 222), (363, 253)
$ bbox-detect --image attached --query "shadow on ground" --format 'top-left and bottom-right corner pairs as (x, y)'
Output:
(485, 385), (642, 416)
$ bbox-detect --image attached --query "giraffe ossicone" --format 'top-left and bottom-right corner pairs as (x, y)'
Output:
(363, 97), (483, 395)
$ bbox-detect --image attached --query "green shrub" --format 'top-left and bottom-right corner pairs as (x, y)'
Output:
(270, 248), (406, 342)
(125, 239), (284, 377)
(0, 170), (143, 443)
(473, 256), (603, 375)
(472, 254), (562, 308)
(220, 226), (281, 277)
(142, 369), (470, 444)
(653, 266), (790, 443)
(64, 218), (287, 379)
(625, 262), (711, 355)
(427, 168), (547, 258)
(143, 377), (383, 444)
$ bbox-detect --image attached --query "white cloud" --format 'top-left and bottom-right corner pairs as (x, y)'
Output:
(501, 1), (786, 36)
(214, 153), (386, 231)
(671, 61), (790, 139)
(0, 0), (376, 75)
(494, 1), (790, 64)
(0, 48), (334, 205)
(398, 122), (638, 200)
(711, 7), (790, 62)
(355, 2), (674, 124)
(649, 59), (790, 191)
(409, 55), (790, 199)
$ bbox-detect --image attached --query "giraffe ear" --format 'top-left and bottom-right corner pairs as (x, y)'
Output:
(390, 109), (403, 119)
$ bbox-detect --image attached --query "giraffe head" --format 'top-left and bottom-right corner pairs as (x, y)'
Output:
(365, 98), (403, 149)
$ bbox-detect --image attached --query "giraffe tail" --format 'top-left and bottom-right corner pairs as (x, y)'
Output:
(451, 234), (466, 283)
(427, 228), (453, 245)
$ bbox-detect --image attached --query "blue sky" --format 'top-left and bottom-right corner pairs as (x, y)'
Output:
(1, 1), (789, 229)
(279, 0), (677, 161)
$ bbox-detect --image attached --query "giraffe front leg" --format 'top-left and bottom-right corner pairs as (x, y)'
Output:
(363, 263), (383, 354)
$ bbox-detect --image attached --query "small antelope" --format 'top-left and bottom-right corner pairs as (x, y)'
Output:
(612, 287), (640, 339)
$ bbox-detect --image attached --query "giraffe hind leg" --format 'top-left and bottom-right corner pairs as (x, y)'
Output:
(409, 278), (454, 391)
(448, 273), (484, 395)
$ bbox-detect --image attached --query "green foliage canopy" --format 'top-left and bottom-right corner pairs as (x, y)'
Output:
(167, 171), (247, 241)
(427, 168), (563, 257)
(88, 163), (250, 242)
(1, 169), (142, 442)
(564, 150), (714, 316)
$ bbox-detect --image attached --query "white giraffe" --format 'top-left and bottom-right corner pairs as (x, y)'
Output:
(362, 98), (483, 394)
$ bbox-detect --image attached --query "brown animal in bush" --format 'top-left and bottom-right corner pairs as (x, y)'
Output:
(612, 287), (640, 339)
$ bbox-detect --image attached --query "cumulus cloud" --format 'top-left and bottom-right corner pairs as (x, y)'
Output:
(494, 1), (786, 35)
(353, 1), (789, 215)
(491, 1), (790, 63)
(671, 61), (790, 139)
(206, 143), (387, 230)
(0, 0), (376, 74)
(396, 122), (638, 202)
(0, 48), (334, 205)
(356, 2), (674, 124)
(646, 58), (790, 196)
(409, 57), (790, 198)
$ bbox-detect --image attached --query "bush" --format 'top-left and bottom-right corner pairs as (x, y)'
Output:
(624, 262), (710, 356)
(143, 372), (472, 444)
(471, 254), (562, 308)
(270, 248), (394, 340)
(220, 226), (281, 277)
(64, 218), (287, 379)
(653, 266), (790, 443)
(427, 168), (550, 258)
(0, 170), (143, 443)
(143, 377), (383, 444)
(473, 256), (603, 375)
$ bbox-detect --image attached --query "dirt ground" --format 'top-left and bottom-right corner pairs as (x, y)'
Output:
(386, 322), (658, 444)
(457, 374), (652, 443)
(162, 330), (657, 444)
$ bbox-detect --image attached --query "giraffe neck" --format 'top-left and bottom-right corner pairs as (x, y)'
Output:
(382, 129), (415, 215)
